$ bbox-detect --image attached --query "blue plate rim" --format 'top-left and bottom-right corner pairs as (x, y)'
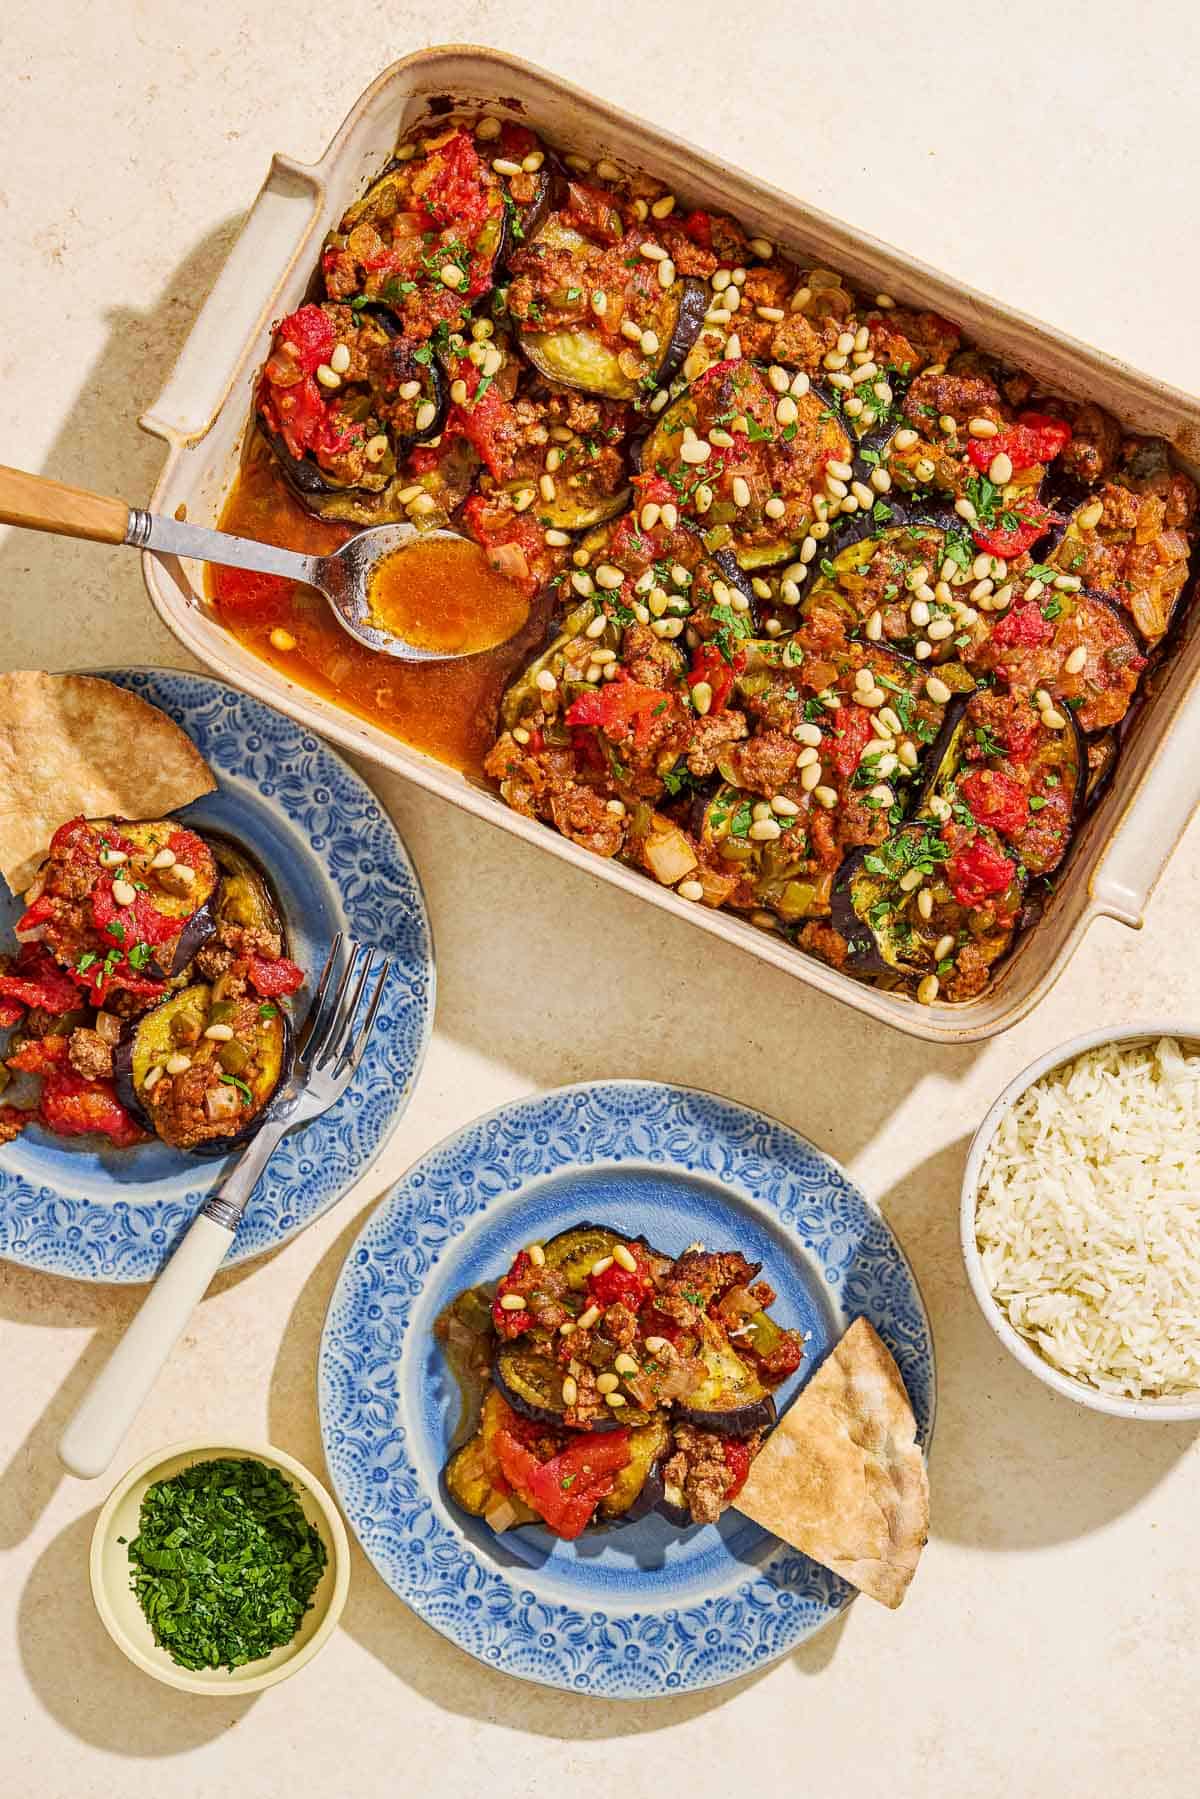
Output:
(0, 664), (435, 1282)
(317, 1077), (935, 1698)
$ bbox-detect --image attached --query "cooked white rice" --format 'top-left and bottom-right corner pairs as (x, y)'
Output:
(976, 1036), (1200, 1399)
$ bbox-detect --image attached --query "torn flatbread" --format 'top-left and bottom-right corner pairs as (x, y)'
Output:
(734, 1316), (929, 1608)
(0, 672), (215, 893)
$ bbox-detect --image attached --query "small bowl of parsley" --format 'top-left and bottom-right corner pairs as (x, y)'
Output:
(90, 1439), (350, 1693)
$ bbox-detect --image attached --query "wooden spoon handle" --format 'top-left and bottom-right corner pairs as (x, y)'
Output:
(0, 463), (130, 544)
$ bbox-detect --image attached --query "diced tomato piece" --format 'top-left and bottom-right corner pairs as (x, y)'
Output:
(678, 209), (713, 249)
(15, 894), (56, 937)
(274, 304), (335, 376)
(91, 880), (178, 949)
(0, 998), (25, 1029)
(688, 644), (743, 714)
(415, 131), (491, 237)
(75, 962), (166, 1004)
(446, 379), (517, 482)
(496, 1426), (630, 1540)
(990, 602), (1055, 650)
(461, 493), (545, 598)
(972, 502), (1055, 559)
(491, 1250), (534, 1340)
(168, 828), (214, 872)
(563, 181), (624, 245)
(829, 704), (874, 779)
(7, 1035), (69, 1075)
(246, 955), (304, 999)
(38, 1071), (144, 1147)
(0, 944), (84, 1016)
(587, 1241), (653, 1310)
(966, 413), (1072, 475)
(722, 1438), (754, 1502)
(567, 677), (673, 749)
(958, 768), (1030, 837)
(946, 834), (1017, 908)
(48, 816), (108, 867)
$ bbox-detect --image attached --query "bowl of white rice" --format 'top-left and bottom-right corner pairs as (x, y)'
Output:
(962, 1025), (1200, 1419)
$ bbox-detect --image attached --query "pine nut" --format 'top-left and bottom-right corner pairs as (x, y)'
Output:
(1042, 707), (1067, 730)
(680, 438), (711, 464)
(535, 670), (557, 693)
(590, 1255), (614, 1276)
(764, 496), (786, 520)
(98, 847), (127, 867)
(491, 157), (522, 176)
(677, 879), (703, 902)
(865, 609), (883, 641)
(111, 879), (136, 906)
(814, 785), (838, 809)
(644, 1335), (671, 1355)
(749, 818), (782, 842)
(440, 263), (464, 288)
(561, 1375), (578, 1405)
(329, 342), (351, 376)
(165, 1053), (192, 1075)
(605, 1392), (627, 1408)
(143, 1064), (164, 1092)
(968, 417), (999, 438)
(899, 868), (925, 893)
(776, 396), (798, 426)
(639, 241), (667, 261)
(955, 498), (977, 522)
(927, 617), (955, 641)
(691, 680), (713, 716)
(614, 1351), (639, 1375)
(1079, 499), (1104, 530)
(925, 676), (952, 704)
(365, 433), (389, 463)
(528, 1242), (546, 1266)
(732, 477), (751, 508)
(1054, 574), (1082, 592)
(917, 974), (940, 1005)
(1065, 644), (1088, 674)
(414, 400), (438, 432)
(894, 428), (919, 450)
(989, 452), (1014, 485)
(596, 1372), (620, 1395)
(577, 1305), (601, 1329)
(917, 887), (934, 920)
(795, 722), (823, 747)
(203, 1023), (235, 1042)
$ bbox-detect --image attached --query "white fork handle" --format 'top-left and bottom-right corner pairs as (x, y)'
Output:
(58, 1213), (234, 1479)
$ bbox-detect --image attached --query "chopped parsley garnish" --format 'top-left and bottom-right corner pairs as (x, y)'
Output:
(127, 941), (153, 971)
(122, 1457), (327, 1673)
(220, 1073), (255, 1106)
(105, 921), (126, 943)
(1029, 795), (1048, 812)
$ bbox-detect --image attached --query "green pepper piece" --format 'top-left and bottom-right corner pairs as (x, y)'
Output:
(218, 1040), (251, 1076)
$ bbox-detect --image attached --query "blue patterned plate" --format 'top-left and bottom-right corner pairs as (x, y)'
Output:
(0, 668), (433, 1281)
(319, 1082), (933, 1697)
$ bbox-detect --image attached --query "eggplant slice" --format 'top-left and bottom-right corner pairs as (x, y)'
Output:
(831, 819), (1024, 985)
(921, 694), (1085, 879)
(674, 1320), (776, 1438)
(114, 981), (292, 1157)
(258, 308), (448, 525)
(639, 360), (852, 569)
(521, 277), (707, 402)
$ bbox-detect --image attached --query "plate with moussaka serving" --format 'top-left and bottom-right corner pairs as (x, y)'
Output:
(0, 668), (432, 1280)
(318, 1081), (934, 1697)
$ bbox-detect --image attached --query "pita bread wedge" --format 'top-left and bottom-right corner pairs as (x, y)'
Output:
(0, 672), (215, 893)
(734, 1317), (928, 1608)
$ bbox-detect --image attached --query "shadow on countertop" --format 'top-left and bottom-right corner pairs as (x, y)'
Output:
(0, 215), (245, 675)
(17, 1508), (258, 1754)
(880, 1136), (1199, 1552)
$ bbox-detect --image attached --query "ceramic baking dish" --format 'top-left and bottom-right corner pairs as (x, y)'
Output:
(138, 45), (1200, 1043)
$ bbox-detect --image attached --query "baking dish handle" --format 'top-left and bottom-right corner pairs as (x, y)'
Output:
(1090, 679), (1200, 927)
(139, 155), (323, 448)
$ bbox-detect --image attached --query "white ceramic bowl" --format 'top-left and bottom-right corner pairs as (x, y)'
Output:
(961, 1021), (1200, 1422)
(90, 1438), (350, 1694)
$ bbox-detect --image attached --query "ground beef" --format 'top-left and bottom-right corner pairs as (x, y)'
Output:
(67, 1028), (114, 1082)
(1060, 403), (1121, 483)
(669, 1422), (734, 1526)
(685, 710), (748, 777)
(868, 307), (960, 375)
(728, 728), (801, 796)
(0, 1108), (29, 1145)
(799, 920), (849, 969)
(903, 368), (1003, 430)
(548, 787), (625, 857)
(621, 621), (682, 689)
(944, 941), (992, 1002)
(602, 1301), (639, 1349)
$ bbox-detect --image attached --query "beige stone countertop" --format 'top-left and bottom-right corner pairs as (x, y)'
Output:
(3, 3), (1200, 1795)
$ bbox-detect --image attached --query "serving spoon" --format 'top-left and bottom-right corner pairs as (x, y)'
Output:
(0, 463), (513, 662)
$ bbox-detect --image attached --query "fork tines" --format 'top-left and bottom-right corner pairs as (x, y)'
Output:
(297, 932), (391, 1083)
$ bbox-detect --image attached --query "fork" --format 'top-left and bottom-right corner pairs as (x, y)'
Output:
(58, 935), (391, 1479)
